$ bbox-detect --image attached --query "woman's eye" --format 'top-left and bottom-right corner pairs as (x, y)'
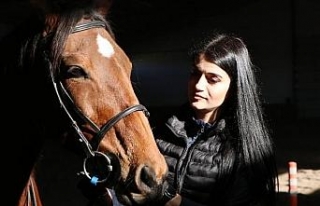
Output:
(207, 76), (220, 84)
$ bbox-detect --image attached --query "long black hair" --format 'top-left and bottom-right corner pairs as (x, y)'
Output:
(189, 32), (278, 205)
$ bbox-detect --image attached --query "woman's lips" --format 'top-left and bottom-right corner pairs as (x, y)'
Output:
(193, 94), (206, 100)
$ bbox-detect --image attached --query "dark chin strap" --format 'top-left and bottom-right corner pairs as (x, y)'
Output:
(47, 20), (150, 187)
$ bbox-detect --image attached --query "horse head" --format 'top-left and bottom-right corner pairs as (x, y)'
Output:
(29, 0), (168, 205)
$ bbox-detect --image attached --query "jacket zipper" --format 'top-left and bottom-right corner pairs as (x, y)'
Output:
(176, 126), (205, 192)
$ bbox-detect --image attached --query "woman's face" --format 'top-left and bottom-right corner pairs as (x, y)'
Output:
(188, 56), (231, 121)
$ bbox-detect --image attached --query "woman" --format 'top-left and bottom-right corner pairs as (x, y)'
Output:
(153, 32), (278, 206)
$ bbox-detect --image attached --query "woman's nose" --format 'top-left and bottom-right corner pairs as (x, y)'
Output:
(195, 74), (206, 90)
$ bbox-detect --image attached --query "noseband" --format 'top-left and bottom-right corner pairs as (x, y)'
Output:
(48, 20), (150, 186)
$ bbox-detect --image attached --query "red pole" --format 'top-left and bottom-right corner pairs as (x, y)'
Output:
(288, 161), (298, 206)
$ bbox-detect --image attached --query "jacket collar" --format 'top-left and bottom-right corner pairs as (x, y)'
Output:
(167, 113), (226, 138)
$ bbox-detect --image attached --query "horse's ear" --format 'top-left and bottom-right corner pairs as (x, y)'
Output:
(29, 0), (46, 11)
(93, 0), (113, 16)
(30, 0), (113, 15)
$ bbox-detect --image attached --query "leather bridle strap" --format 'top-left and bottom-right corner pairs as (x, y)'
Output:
(90, 104), (150, 150)
(27, 178), (37, 206)
(72, 20), (107, 33)
(58, 82), (100, 133)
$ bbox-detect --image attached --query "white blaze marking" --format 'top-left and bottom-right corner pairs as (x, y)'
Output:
(97, 34), (114, 57)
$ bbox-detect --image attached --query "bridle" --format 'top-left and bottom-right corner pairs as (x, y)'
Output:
(26, 177), (38, 206)
(48, 20), (150, 187)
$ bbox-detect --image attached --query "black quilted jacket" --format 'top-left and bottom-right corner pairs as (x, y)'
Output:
(153, 105), (264, 206)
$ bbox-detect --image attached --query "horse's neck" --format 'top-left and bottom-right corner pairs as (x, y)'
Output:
(18, 171), (43, 206)
(18, 171), (115, 206)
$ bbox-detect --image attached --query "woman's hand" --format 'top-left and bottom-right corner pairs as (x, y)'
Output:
(164, 194), (181, 206)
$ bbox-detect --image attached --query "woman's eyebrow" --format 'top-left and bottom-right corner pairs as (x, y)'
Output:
(206, 72), (222, 78)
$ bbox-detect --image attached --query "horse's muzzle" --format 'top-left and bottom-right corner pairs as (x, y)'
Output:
(116, 164), (167, 205)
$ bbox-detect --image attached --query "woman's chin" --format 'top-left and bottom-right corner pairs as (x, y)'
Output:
(190, 101), (204, 110)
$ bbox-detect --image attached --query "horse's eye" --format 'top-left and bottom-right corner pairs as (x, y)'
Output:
(63, 65), (88, 79)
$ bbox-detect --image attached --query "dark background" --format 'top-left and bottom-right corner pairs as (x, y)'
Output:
(0, 0), (319, 205)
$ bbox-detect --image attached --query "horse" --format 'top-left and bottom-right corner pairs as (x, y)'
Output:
(0, 0), (168, 205)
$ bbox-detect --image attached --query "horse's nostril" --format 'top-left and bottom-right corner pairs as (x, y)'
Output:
(134, 165), (163, 203)
(140, 165), (157, 188)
